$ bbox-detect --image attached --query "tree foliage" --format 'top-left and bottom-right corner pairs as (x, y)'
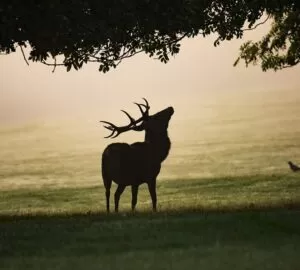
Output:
(0, 0), (299, 72)
(234, 8), (300, 71)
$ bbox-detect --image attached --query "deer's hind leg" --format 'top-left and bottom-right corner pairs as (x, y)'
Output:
(103, 177), (112, 213)
(131, 185), (139, 211)
(147, 180), (157, 212)
(114, 184), (126, 212)
(105, 187), (111, 213)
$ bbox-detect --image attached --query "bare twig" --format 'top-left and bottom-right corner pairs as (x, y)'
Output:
(119, 49), (143, 60)
(167, 33), (188, 45)
(52, 57), (57, 73)
(115, 49), (144, 67)
(20, 45), (29, 66)
(243, 15), (270, 31)
(42, 60), (65, 67)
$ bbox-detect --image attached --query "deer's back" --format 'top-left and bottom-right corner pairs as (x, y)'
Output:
(102, 142), (161, 185)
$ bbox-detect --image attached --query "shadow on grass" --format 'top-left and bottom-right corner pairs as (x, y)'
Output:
(0, 207), (300, 258)
(0, 202), (300, 264)
(0, 200), (300, 222)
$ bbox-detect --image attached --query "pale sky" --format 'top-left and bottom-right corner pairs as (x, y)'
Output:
(0, 22), (299, 127)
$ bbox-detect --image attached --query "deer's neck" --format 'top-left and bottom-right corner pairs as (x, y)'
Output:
(145, 131), (171, 162)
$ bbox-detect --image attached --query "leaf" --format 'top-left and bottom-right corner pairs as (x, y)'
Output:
(66, 64), (71, 72)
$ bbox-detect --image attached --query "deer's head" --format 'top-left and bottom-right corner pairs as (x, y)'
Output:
(100, 98), (174, 139)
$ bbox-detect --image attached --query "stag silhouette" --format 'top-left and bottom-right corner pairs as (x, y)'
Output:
(100, 98), (174, 213)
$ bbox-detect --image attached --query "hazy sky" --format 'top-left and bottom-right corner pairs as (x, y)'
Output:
(0, 22), (299, 126)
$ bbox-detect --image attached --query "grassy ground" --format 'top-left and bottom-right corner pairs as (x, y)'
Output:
(1, 175), (300, 270)
(1, 88), (300, 269)
(1, 208), (300, 270)
(0, 174), (300, 215)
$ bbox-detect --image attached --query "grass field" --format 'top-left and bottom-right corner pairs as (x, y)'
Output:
(1, 208), (300, 270)
(1, 88), (300, 269)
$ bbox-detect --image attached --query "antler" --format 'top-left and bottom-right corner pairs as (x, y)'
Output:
(100, 98), (150, 138)
(134, 97), (150, 120)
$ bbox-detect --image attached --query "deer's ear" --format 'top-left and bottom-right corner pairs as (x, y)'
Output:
(132, 123), (145, 131)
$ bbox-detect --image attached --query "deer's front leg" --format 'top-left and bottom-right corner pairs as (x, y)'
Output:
(114, 185), (125, 212)
(131, 185), (139, 211)
(147, 180), (157, 212)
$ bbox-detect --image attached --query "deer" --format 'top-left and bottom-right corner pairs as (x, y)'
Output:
(100, 98), (174, 213)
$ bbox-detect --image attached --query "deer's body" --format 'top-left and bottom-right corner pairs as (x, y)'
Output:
(102, 141), (166, 186)
(100, 100), (173, 212)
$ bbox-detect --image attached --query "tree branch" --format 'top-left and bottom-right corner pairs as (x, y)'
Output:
(52, 57), (57, 73)
(168, 33), (188, 44)
(20, 45), (29, 66)
(282, 59), (300, 69)
(115, 49), (144, 66)
(42, 60), (65, 67)
(243, 15), (270, 31)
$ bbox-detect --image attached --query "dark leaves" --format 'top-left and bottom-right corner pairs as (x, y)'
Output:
(236, 10), (300, 71)
(0, 0), (299, 72)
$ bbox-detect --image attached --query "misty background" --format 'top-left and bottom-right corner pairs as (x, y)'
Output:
(0, 20), (300, 190)
(1, 22), (299, 127)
